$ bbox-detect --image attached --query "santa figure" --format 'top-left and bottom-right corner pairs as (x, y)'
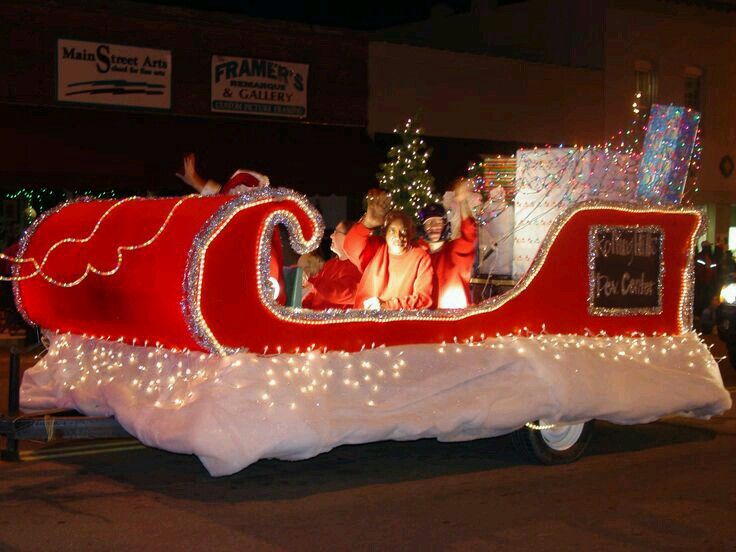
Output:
(177, 153), (285, 304)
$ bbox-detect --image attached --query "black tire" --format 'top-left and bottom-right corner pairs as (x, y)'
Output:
(511, 420), (594, 465)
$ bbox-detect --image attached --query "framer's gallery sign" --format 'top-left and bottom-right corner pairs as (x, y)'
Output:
(589, 225), (663, 315)
(57, 39), (171, 109)
(211, 55), (308, 118)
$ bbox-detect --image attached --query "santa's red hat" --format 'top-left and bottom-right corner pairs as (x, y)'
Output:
(221, 169), (270, 194)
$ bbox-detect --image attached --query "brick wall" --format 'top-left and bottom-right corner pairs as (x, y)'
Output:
(0, 1), (531, 203)
(0, 0), (368, 126)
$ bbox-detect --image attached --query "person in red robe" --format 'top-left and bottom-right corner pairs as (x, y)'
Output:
(345, 190), (433, 310)
(177, 153), (285, 304)
(418, 178), (478, 309)
(301, 220), (362, 310)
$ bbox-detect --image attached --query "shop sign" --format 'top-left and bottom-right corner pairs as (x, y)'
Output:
(211, 55), (308, 118)
(589, 225), (663, 315)
(57, 39), (171, 110)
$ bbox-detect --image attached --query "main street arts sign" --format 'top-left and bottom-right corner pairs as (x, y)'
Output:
(211, 55), (308, 119)
(588, 225), (663, 316)
(57, 39), (171, 110)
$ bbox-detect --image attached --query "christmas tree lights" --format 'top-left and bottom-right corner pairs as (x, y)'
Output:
(377, 116), (439, 222)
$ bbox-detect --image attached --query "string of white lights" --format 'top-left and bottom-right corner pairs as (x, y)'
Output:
(31, 329), (722, 414)
(1, 196), (192, 287)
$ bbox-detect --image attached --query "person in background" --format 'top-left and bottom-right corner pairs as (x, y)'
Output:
(176, 153), (285, 303)
(345, 189), (433, 310)
(300, 220), (362, 310)
(694, 240), (718, 318)
(418, 178), (477, 309)
(713, 236), (724, 268)
(722, 249), (736, 279)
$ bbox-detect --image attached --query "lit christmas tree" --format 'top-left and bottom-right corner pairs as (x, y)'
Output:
(377, 116), (439, 222)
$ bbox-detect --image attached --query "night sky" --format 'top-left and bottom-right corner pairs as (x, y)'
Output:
(130, 0), (527, 29)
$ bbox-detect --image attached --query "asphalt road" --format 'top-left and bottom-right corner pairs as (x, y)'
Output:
(1, 343), (735, 551)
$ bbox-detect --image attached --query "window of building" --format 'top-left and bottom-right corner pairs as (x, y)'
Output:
(634, 60), (656, 113)
(684, 65), (703, 112)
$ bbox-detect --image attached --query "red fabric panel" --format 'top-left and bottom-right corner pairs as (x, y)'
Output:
(17, 196), (231, 349)
(199, 200), (317, 350)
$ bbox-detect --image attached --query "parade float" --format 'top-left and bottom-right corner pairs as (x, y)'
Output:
(1, 105), (731, 476)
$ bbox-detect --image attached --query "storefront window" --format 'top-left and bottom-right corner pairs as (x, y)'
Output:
(634, 60), (656, 115)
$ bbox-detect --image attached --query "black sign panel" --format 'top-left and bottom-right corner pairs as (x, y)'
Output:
(589, 225), (663, 315)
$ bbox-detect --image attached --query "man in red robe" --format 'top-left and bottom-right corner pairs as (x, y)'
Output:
(418, 178), (478, 309)
(301, 220), (362, 309)
(345, 190), (433, 310)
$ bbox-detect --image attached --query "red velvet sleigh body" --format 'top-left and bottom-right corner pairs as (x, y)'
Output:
(14, 188), (701, 355)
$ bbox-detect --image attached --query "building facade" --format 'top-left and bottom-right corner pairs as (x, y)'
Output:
(374, 0), (736, 241)
(3, 0), (734, 243)
(0, 0), (369, 199)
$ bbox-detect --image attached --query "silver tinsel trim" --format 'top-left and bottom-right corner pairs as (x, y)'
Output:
(679, 206), (705, 332)
(183, 188), (324, 355)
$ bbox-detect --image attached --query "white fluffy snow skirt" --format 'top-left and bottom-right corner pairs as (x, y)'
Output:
(21, 331), (731, 476)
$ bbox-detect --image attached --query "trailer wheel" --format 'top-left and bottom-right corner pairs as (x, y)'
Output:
(511, 420), (594, 465)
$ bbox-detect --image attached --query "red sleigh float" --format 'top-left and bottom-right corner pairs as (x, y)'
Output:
(14, 188), (701, 355)
(6, 188), (733, 474)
